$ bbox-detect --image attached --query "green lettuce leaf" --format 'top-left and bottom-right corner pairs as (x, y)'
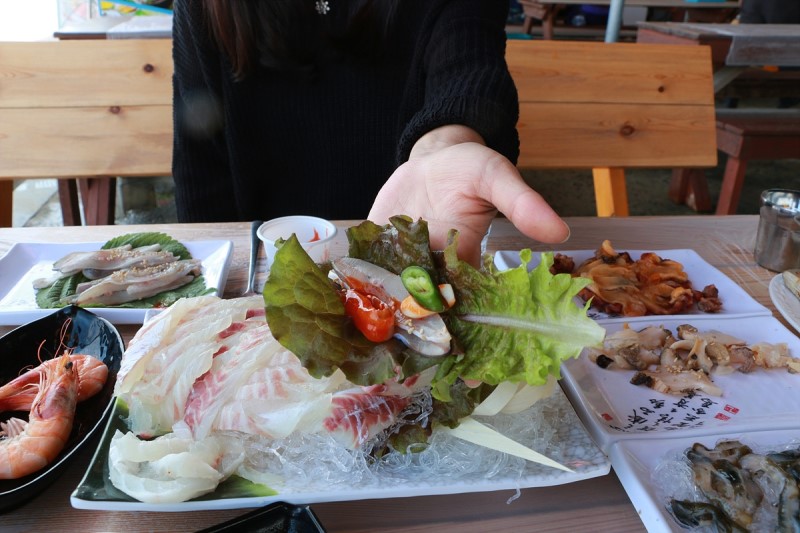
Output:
(262, 218), (605, 434)
(436, 231), (605, 396)
(264, 218), (603, 389)
(263, 235), (440, 385)
(345, 216), (436, 275)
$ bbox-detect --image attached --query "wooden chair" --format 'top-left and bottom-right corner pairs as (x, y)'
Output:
(505, 39), (717, 216)
(0, 39), (173, 227)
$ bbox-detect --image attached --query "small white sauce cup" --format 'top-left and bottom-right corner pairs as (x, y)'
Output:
(257, 215), (338, 270)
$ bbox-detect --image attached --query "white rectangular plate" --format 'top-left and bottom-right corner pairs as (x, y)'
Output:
(560, 315), (800, 453)
(610, 428), (800, 533)
(494, 248), (771, 322)
(70, 387), (610, 512)
(0, 240), (233, 325)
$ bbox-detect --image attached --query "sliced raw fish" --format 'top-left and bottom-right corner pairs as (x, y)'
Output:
(109, 294), (442, 503)
(108, 430), (244, 504)
(69, 259), (202, 306)
(120, 297), (265, 437)
(53, 244), (178, 276)
(321, 389), (413, 448)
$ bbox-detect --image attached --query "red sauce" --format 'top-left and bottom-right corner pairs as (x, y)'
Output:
(309, 228), (321, 242)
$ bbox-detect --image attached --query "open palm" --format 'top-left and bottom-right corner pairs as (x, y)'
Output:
(369, 142), (569, 265)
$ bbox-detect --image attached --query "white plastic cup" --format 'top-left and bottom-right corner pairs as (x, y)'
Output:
(257, 215), (338, 271)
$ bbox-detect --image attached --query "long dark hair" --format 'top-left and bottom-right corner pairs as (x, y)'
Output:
(201, 1), (399, 79)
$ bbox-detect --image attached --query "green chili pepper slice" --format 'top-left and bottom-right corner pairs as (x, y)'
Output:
(400, 266), (445, 312)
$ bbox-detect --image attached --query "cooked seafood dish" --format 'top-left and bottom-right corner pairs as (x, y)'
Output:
(34, 232), (211, 308)
(587, 323), (800, 396)
(666, 439), (800, 531)
(106, 217), (605, 503)
(551, 240), (722, 317)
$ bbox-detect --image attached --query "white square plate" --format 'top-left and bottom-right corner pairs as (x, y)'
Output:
(560, 315), (800, 453)
(610, 428), (800, 533)
(494, 248), (771, 322)
(0, 240), (233, 325)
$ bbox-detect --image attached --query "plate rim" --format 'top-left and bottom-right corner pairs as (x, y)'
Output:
(0, 239), (234, 326)
(769, 272), (800, 336)
(69, 388), (611, 512)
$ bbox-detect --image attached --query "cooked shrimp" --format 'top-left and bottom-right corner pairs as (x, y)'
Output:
(0, 354), (107, 412)
(0, 355), (78, 479)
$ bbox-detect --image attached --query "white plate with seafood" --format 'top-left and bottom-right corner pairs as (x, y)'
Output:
(0, 240), (233, 325)
(769, 273), (800, 337)
(494, 248), (771, 322)
(610, 428), (800, 533)
(71, 386), (610, 512)
(559, 315), (800, 453)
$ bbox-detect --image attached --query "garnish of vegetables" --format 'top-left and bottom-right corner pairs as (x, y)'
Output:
(264, 216), (605, 400)
(400, 266), (446, 313)
(343, 289), (395, 342)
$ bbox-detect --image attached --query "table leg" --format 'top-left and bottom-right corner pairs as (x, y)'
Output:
(57, 180), (82, 226)
(0, 181), (12, 227)
(593, 167), (629, 217)
(669, 168), (712, 212)
(542, 6), (556, 40)
(77, 177), (117, 225)
(714, 66), (747, 93)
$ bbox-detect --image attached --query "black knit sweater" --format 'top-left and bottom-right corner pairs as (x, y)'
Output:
(171, 0), (519, 222)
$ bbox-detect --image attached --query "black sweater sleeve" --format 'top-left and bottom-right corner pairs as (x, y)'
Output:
(396, 0), (519, 165)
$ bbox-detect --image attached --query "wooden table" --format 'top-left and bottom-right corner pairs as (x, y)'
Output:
(54, 15), (172, 40)
(637, 22), (800, 215)
(637, 22), (800, 91)
(0, 216), (779, 532)
(520, 0), (738, 41)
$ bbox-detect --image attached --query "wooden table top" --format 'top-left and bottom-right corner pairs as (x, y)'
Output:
(637, 22), (800, 67)
(0, 215), (780, 532)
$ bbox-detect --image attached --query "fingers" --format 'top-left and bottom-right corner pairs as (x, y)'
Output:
(482, 157), (570, 245)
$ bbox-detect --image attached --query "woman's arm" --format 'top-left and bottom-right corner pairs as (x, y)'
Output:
(372, 1), (567, 263)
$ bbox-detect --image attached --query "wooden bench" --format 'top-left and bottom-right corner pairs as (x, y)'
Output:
(0, 39), (173, 227)
(671, 109), (800, 215)
(506, 39), (717, 216)
(1, 38), (715, 224)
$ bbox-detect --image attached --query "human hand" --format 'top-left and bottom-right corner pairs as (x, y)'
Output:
(369, 127), (569, 265)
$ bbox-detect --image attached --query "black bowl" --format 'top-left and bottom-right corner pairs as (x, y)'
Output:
(0, 306), (123, 513)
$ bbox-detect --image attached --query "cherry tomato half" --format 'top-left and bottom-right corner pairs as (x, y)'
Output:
(343, 289), (395, 342)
